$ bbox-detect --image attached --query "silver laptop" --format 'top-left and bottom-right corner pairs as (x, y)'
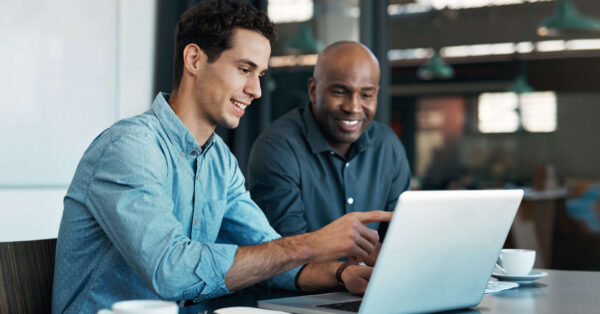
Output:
(259, 190), (523, 313)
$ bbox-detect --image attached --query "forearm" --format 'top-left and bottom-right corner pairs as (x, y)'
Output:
(298, 262), (373, 294)
(224, 211), (391, 292)
(224, 233), (313, 291)
(295, 262), (341, 291)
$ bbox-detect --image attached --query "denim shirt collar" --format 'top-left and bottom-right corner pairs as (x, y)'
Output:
(301, 104), (372, 156)
(152, 92), (215, 155)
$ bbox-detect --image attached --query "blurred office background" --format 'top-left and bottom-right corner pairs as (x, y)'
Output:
(2, 0), (599, 270)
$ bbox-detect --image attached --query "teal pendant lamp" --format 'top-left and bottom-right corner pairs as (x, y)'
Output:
(417, 50), (454, 80)
(538, 0), (600, 36)
(285, 23), (323, 54)
(508, 74), (534, 94)
(508, 65), (534, 131)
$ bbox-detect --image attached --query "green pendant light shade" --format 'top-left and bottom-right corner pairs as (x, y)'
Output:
(417, 50), (454, 80)
(285, 23), (323, 54)
(508, 73), (533, 132)
(538, 0), (600, 36)
(508, 74), (534, 94)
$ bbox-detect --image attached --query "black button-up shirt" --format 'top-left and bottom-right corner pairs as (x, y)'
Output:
(247, 106), (411, 237)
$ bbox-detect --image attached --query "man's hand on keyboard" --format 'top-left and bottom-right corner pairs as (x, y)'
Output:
(351, 242), (381, 267)
(341, 264), (373, 294)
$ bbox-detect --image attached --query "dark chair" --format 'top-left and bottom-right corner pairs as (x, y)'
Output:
(0, 238), (57, 314)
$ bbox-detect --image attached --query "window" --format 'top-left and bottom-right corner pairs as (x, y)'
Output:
(268, 0), (313, 23)
(478, 92), (557, 133)
(388, 0), (552, 15)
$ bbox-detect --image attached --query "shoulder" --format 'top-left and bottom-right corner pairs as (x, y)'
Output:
(248, 109), (307, 177)
(82, 113), (163, 158)
(257, 108), (305, 143)
(364, 121), (409, 167)
(108, 112), (163, 144)
(251, 108), (307, 157)
(96, 113), (169, 170)
(69, 113), (169, 196)
(367, 121), (404, 149)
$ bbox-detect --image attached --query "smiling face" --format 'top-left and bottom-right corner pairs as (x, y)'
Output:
(192, 28), (270, 130)
(309, 42), (380, 155)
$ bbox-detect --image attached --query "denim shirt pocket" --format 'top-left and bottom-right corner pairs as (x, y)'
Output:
(192, 199), (226, 242)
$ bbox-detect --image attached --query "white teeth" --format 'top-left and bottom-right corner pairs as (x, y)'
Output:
(341, 120), (359, 126)
(232, 100), (247, 110)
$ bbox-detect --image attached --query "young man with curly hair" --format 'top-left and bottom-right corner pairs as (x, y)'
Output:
(52, 1), (390, 313)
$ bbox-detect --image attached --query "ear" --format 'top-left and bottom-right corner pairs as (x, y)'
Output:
(307, 77), (317, 105)
(182, 43), (208, 77)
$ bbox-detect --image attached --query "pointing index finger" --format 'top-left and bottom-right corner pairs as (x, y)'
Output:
(355, 210), (393, 224)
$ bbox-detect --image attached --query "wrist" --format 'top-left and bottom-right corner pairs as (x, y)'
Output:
(281, 233), (314, 264)
(335, 261), (358, 287)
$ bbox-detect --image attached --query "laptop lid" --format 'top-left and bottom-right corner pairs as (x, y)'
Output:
(258, 189), (523, 314)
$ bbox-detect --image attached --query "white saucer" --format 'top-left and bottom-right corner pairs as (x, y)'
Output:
(492, 269), (548, 284)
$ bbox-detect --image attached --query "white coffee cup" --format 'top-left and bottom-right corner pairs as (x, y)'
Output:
(97, 300), (178, 314)
(496, 249), (536, 276)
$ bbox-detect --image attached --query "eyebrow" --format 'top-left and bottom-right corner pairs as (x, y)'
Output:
(329, 83), (350, 91)
(329, 83), (377, 92)
(236, 58), (268, 76)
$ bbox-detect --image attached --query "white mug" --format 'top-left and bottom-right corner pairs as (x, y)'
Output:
(97, 300), (178, 314)
(496, 249), (535, 276)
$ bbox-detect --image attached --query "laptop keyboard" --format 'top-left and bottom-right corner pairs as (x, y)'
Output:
(315, 280), (515, 313)
(317, 300), (362, 312)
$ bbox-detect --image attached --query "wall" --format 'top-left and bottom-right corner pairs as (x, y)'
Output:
(553, 93), (600, 178)
(459, 93), (600, 184)
(0, 0), (156, 242)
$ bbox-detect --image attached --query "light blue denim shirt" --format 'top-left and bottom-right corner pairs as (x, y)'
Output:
(52, 93), (300, 314)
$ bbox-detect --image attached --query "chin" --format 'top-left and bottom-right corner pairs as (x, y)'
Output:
(223, 122), (240, 129)
(334, 134), (360, 145)
(221, 118), (240, 129)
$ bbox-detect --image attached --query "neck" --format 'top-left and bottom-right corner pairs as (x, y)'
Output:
(168, 88), (215, 147)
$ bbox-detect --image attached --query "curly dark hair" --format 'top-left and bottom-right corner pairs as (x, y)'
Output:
(172, 0), (277, 90)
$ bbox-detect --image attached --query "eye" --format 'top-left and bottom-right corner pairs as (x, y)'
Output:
(239, 67), (250, 74)
(362, 93), (374, 99)
(331, 89), (345, 96)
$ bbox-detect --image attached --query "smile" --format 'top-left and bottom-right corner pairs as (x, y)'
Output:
(336, 118), (362, 132)
(231, 99), (247, 110)
(340, 120), (359, 126)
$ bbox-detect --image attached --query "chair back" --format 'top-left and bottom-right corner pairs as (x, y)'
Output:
(0, 238), (57, 314)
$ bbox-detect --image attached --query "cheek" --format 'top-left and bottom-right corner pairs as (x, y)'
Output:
(321, 95), (340, 111)
(364, 102), (377, 116)
(206, 67), (238, 95)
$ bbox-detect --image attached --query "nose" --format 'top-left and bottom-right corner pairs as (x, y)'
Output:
(244, 75), (262, 100)
(341, 93), (362, 114)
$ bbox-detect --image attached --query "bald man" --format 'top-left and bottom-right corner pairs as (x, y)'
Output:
(247, 41), (411, 260)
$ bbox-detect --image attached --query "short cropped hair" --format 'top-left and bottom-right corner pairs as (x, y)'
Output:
(172, 0), (277, 89)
